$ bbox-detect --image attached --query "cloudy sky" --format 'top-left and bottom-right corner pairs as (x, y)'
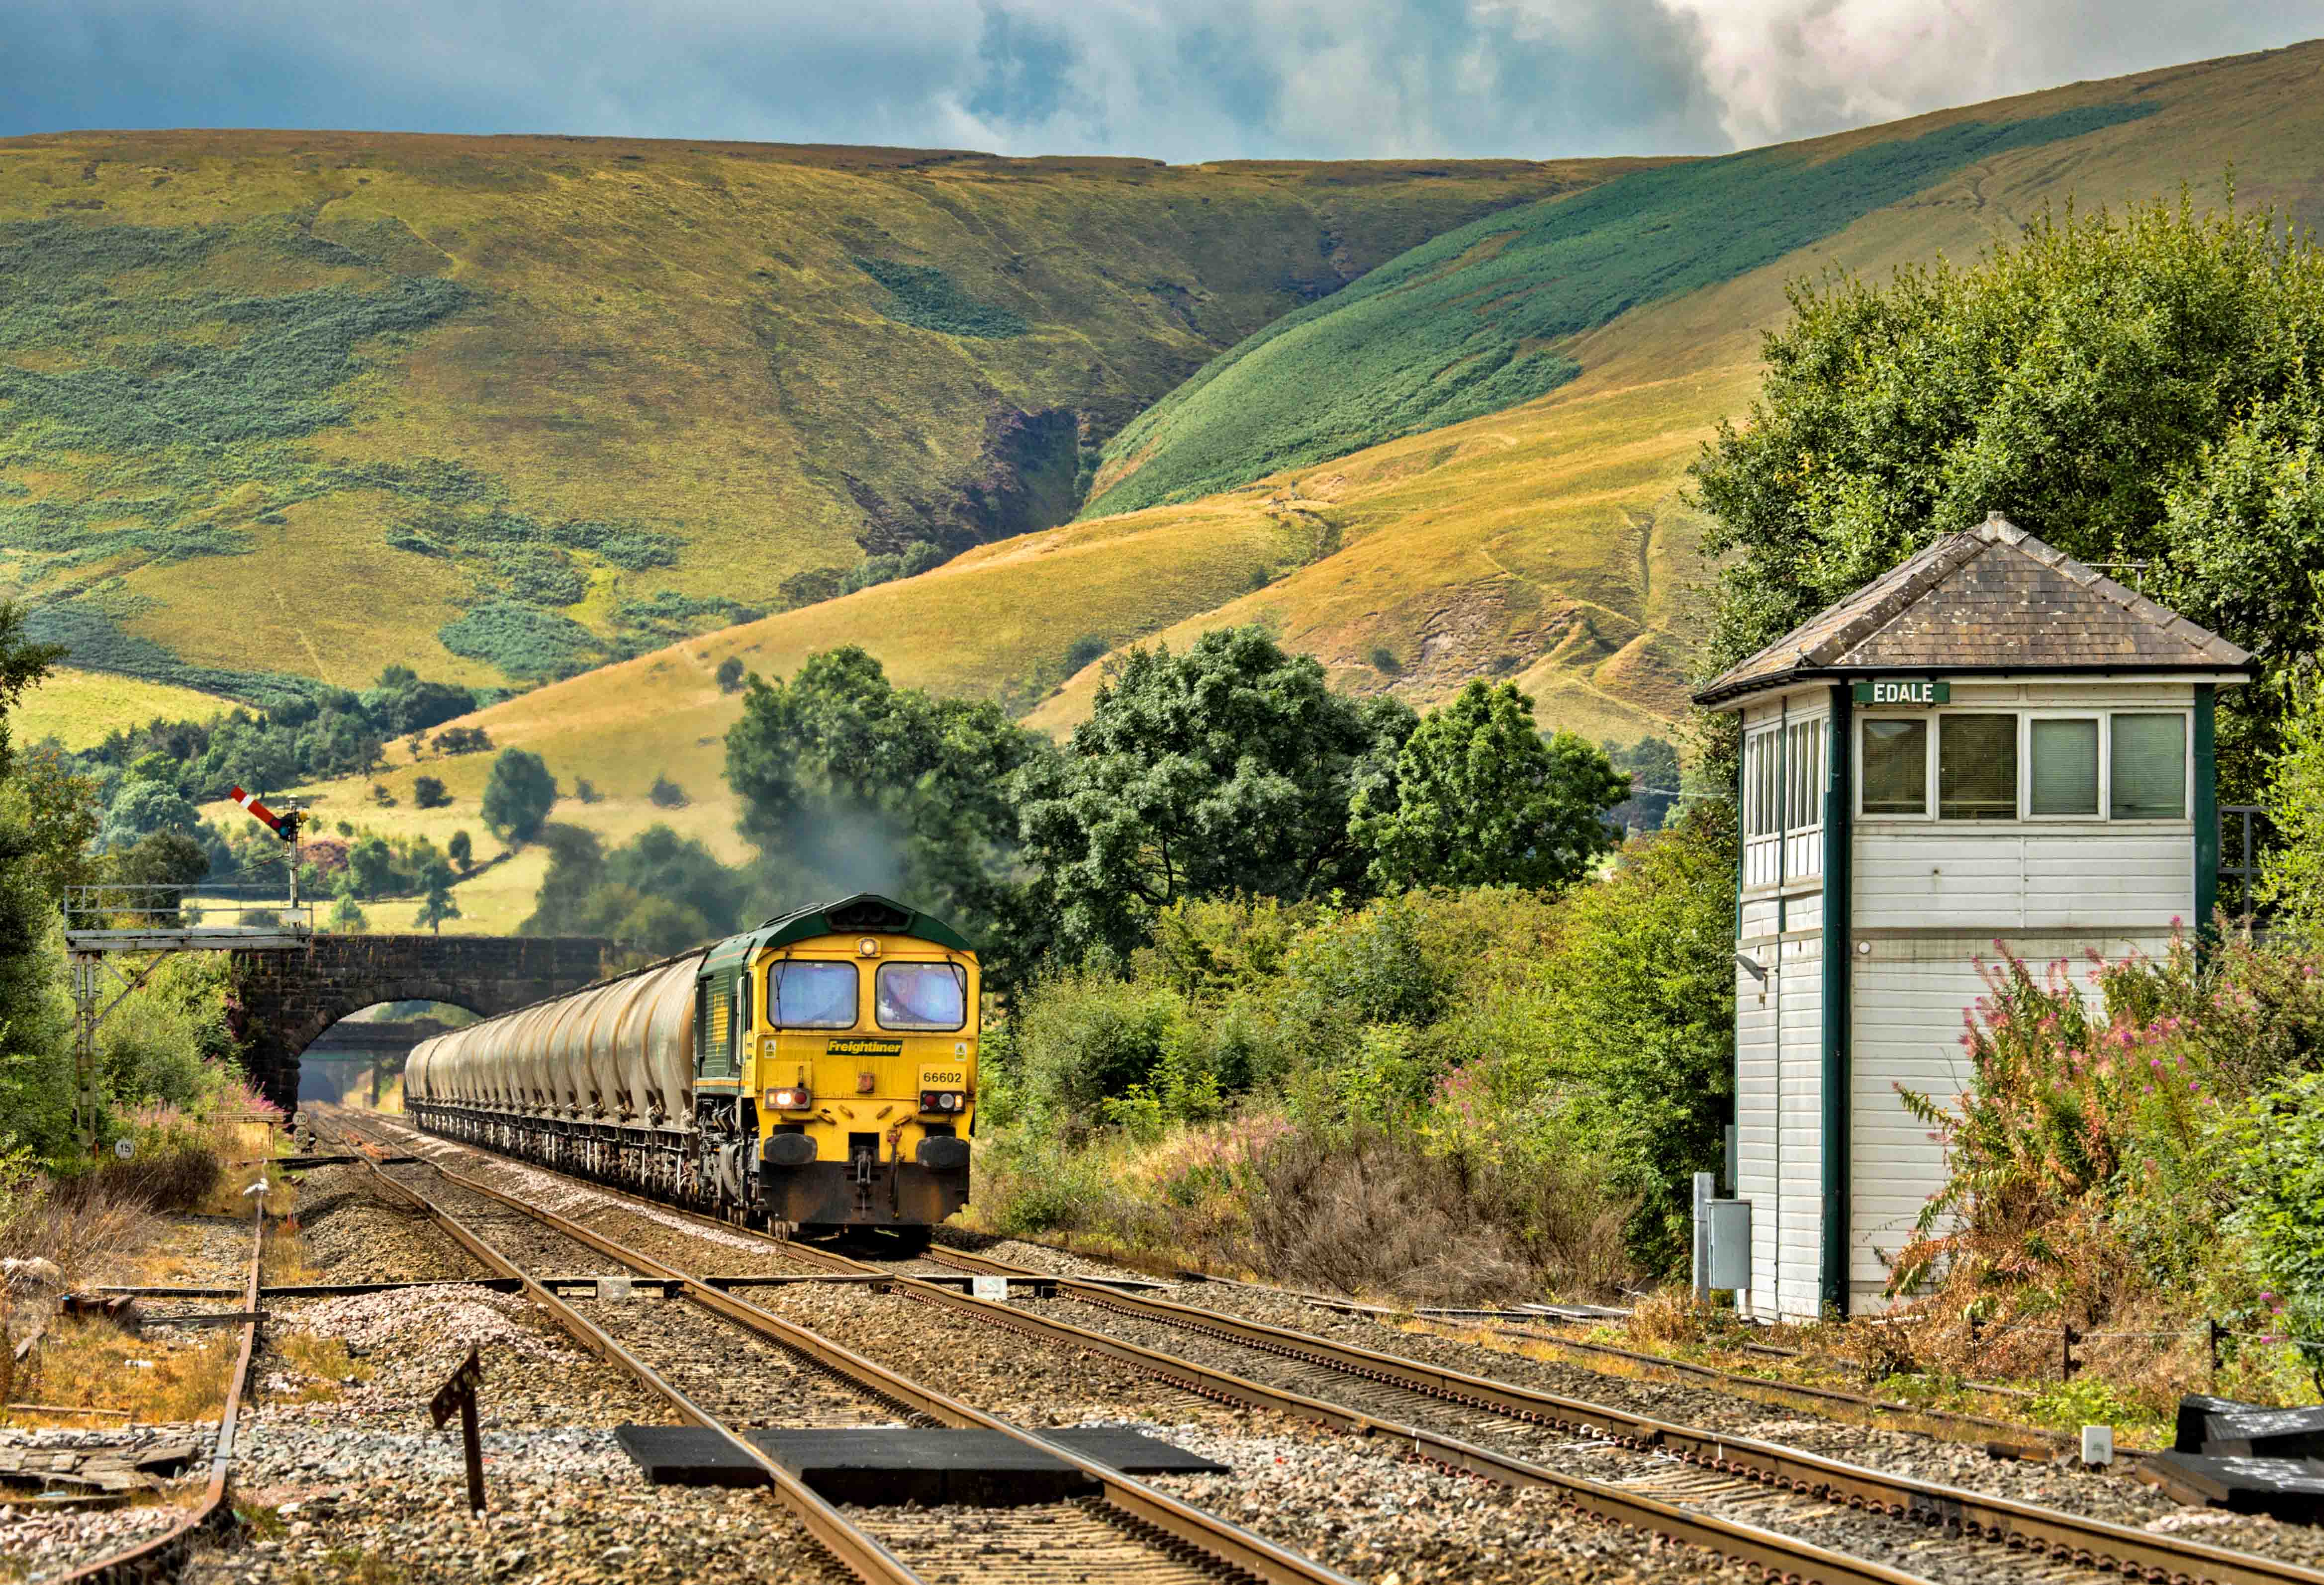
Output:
(5, 0), (2319, 160)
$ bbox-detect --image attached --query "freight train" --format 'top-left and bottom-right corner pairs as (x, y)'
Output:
(404, 893), (977, 1238)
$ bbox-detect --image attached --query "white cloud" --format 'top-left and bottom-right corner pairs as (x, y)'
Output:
(0, 0), (2317, 157)
(1669, 0), (2320, 148)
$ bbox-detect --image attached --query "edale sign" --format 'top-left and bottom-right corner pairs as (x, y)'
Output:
(1853, 678), (1951, 706)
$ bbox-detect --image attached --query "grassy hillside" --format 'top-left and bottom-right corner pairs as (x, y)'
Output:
(1079, 101), (2158, 518)
(94, 41), (2324, 933)
(0, 134), (1609, 696)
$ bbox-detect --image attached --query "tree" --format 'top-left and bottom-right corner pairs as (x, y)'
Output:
(725, 647), (1051, 981)
(433, 726), (491, 756)
(412, 775), (451, 809)
(2262, 678), (2324, 929)
(649, 775), (688, 808)
(97, 777), (199, 852)
(1352, 682), (1627, 893)
(480, 748), (557, 843)
(519, 823), (729, 958)
(345, 835), (397, 899)
(416, 860), (461, 935)
(1535, 809), (1740, 1271)
(448, 829), (473, 872)
(715, 655), (745, 693)
(328, 878), (368, 933)
(1603, 737), (1682, 834)
(1015, 625), (1415, 962)
(1691, 195), (2324, 784)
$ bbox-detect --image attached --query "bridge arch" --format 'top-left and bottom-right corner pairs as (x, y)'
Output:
(229, 934), (609, 1111)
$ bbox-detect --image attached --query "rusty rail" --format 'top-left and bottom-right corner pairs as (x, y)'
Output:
(347, 1108), (1930, 1585)
(61, 1196), (266, 1584)
(318, 1108), (1367, 1585)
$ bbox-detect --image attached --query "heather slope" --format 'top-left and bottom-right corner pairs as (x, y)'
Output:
(0, 134), (1600, 696)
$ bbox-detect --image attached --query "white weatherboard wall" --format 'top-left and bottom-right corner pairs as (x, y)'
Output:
(1843, 679), (2197, 1311)
(1734, 691), (1830, 1320)
(1733, 679), (2202, 1318)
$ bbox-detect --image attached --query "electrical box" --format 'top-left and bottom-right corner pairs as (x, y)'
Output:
(1707, 1198), (1751, 1292)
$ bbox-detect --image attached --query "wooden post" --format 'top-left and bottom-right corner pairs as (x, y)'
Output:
(2061, 1324), (2081, 1381)
(2209, 1317), (2224, 1388)
(430, 1346), (486, 1515)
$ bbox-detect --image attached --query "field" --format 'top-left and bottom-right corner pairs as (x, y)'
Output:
(11, 665), (236, 750)
(0, 134), (1606, 691)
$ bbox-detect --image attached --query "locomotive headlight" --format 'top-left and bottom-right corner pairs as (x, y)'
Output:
(767, 1086), (813, 1111)
(918, 1089), (966, 1115)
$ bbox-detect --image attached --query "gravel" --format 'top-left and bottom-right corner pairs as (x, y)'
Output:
(0, 1208), (253, 1582)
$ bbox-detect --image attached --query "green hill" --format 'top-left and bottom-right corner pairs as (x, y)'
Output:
(0, 133), (1613, 698)
(1081, 101), (2158, 518)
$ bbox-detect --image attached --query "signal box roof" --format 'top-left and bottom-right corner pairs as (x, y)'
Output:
(1693, 514), (2253, 709)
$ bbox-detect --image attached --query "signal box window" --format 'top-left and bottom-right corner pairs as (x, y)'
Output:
(876, 963), (968, 1031)
(1939, 714), (2017, 820)
(2111, 714), (2187, 820)
(773, 961), (857, 1028)
(1860, 719), (1927, 815)
(2029, 719), (2100, 816)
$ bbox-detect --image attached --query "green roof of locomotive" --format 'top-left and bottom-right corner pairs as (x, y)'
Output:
(700, 892), (976, 975)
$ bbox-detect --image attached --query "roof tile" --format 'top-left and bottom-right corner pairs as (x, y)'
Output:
(1695, 513), (2252, 707)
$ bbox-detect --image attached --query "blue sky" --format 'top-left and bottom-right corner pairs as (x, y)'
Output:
(4, 1), (2319, 159)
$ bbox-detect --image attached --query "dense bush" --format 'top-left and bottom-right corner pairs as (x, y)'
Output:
(438, 601), (605, 681)
(1886, 929), (2324, 1397)
(851, 258), (1029, 339)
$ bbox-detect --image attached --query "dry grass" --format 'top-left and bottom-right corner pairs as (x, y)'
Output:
(0, 1182), (162, 1291)
(8, 667), (232, 750)
(1246, 1130), (1582, 1305)
(8, 1314), (237, 1429)
(266, 1330), (371, 1405)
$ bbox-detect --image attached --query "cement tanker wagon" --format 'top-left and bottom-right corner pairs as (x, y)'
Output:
(406, 893), (977, 1238)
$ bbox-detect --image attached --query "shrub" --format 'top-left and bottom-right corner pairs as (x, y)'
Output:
(1008, 974), (1191, 1140)
(437, 601), (604, 682)
(851, 257), (1029, 339)
(1062, 634), (1109, 675)
(2222, 1068), (2324, 1390)
(715, 656), (746, 693)
(1369, 646), (1400, 675)
(432, 726), (491, 756)
(412, 775), (451, 809)
(648, 775), (688, 809)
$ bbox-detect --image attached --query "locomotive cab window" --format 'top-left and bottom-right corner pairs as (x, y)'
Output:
(875, 962), (967, 1031)
(773, 961), (858, 1028)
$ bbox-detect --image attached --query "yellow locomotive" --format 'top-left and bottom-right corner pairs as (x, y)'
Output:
(405, 894), (977, 1238)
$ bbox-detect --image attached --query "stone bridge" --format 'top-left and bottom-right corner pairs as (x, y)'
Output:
(229, 934), (609, 1111)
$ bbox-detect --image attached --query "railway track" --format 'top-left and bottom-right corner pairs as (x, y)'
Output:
(306, 1106), (1369, 1585)
(61, 1199), (267, 1585)
(347, 1107), (2324, 1585)
(331, 1110), (1937, 1585)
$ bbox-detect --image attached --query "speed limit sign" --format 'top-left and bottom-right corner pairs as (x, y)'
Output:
(113, 1138), (135, 1160)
